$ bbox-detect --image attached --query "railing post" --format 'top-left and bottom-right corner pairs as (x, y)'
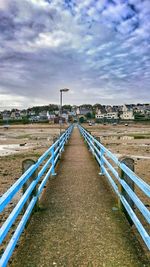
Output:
(65, 131), (68, 142)
(58, 135), (62, 158)
(51, 146), (57, 176)
(83, 129), (88, 144)
(67, 128), (71, 141)
(22, 159), (39, 213)
(86, 133), (91, 151)
(118, 156), (135, 225)
(62, 135), (65, 152)
(67, 130), (70, 141)
(99, 148), (104, 175)
(83, 134), (86, 142)
(90, 136), (95, 155)
(94, 136), (100, 156)
(88, 135), (92, 152)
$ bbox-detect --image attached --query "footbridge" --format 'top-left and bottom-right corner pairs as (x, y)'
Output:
(0, 124), (150, 266)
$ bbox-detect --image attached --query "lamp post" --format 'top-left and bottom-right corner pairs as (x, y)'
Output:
(59, 88), (69, 135)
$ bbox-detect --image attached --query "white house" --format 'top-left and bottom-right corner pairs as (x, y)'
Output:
(122, 104), (134, 112)
(96, 109), (103, 115)
(120, 111), (134, 120)
(96, 112), (119, 120)
(3, 110), (11, 121)
(20, 110), (27, 117)
(76, 107), (92, 116)
(62, 113), (69, 121)
(121, 105), (134, 120)
(95, 114), (104, 119)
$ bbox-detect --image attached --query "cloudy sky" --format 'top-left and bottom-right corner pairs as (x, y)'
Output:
(0, 0), (150, 109)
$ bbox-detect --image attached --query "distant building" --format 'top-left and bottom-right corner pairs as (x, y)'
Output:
(54, 110), (59, 115)
(20, 110), (27, 117)
(10, 111), (16, 120)
(27, 110), (36, 116)
(96, 112), (119, 120)
(120, 104), (134, 120)
(71, 105), (78, 115)
(105, 105), (113, 113)
(76, 107), (92, 116)
(48, 113), (56, 120)
(10, 110), (21, 120)
(96, 108), (106, 116)
(68, 111), (76, 116)
(122, 104), (134, 112)
(62, 113), (69, 121)
(120, 111), (134, 120)
(2, 110), (11, 121)
(54, 117), (66, 124)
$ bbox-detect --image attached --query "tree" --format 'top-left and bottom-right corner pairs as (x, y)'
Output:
(80, 104), (93, 109)
(79, 117), (85, 123)
(22, 117), (29, 124)
(62, 105), (72, 111)
(86, 112), (92, 119)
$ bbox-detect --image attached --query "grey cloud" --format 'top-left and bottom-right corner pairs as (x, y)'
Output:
(0, 0), (149, 108)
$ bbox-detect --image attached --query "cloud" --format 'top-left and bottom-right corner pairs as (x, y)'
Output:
(0, 0), (149, 109)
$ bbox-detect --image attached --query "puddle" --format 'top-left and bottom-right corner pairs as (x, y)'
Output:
(100, 135), (134, 141)
(115, 153), (150, 160)
(0, 143), (34, 156)
(133, 135), (150, 139)
(99, 135), (150, 141)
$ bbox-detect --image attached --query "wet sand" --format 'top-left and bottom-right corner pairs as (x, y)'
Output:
(85, 123), (150, 185)
(0, 123), (150, 262)
(9, 128), (150, 267)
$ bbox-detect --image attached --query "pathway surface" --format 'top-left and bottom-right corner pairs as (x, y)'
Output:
(10, 127), (149, 267)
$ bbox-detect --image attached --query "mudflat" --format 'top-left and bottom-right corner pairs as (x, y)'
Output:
(9, 128), (150, 266)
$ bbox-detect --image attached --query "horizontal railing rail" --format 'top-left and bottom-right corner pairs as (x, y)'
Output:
(78, 124), (150, 251)
(0, 124), (73, 267)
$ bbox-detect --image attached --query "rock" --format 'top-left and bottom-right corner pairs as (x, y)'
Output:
(20, 143), (26, 146)
(112, 207), (118, 211)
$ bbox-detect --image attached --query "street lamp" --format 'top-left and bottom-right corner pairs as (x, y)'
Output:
(59, 88), (69, 135)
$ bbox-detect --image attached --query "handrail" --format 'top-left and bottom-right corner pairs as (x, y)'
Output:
(0, 124), (74, 267)
(78, 124), (150, 250)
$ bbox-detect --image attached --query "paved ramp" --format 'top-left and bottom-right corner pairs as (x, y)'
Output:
(10, 128), (149, 267)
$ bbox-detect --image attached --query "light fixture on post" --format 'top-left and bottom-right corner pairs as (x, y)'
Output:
(59, 88), (69, 135)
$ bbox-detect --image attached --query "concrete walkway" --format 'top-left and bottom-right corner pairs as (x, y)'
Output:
(10, 127), (149, 267)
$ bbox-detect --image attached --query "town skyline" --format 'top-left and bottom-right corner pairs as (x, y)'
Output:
(1, 102), (150, 123)
(0, 101), (150, 112)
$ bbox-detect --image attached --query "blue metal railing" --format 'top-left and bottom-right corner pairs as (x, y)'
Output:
(78, 124), (150, 250)
(0, 125), (73, 267)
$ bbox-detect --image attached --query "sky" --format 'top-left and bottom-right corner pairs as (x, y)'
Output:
(0, 0), (150, 110)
